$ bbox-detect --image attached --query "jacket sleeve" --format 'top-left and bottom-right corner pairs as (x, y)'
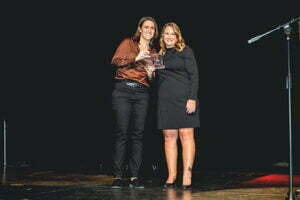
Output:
(111, 38), (136, 67)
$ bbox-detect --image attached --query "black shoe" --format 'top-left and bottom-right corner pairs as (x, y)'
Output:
(181, 184), (192, 190)
(111, 178), (124, 189)
(163, 182), (176, 189)
(129, 178), (144, 189)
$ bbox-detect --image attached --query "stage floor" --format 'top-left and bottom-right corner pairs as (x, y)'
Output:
(1, 167), (300, 200)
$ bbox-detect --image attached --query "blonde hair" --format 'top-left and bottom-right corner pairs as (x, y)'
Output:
(159, 22), (186, 55)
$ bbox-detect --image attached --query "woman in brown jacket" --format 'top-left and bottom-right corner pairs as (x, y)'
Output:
(110, 16), (158, 189)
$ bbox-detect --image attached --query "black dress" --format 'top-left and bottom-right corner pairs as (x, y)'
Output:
(157, 46), (200, 129)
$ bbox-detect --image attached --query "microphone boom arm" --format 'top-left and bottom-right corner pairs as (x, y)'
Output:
(248, 17), (300, 44)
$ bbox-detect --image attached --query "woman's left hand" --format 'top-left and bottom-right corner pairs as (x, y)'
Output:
(186, 99), (196, 114)
(145, 65), (156, 79)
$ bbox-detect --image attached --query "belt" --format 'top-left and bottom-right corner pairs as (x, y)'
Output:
(116, 79), (147, 88)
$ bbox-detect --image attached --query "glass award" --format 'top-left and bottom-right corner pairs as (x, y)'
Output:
(145, 53), (165, 69)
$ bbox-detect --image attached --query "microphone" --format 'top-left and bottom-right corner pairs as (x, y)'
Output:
(248, 35), (262, 44)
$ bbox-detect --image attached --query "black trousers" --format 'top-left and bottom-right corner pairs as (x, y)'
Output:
(112, 81), (149, 178)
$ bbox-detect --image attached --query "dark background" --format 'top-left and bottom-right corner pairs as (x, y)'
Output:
(1, 2), (299, 175)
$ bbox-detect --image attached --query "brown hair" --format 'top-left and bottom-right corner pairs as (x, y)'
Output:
(132, 16), (159, 48)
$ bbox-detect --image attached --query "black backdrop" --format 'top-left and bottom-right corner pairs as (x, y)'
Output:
(1, 2), (299, 174)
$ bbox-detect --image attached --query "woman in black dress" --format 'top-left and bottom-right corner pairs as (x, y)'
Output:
(156, 22), (200, 189)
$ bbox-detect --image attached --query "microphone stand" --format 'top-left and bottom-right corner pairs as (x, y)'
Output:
(248, 17), (300, 200)
(2, 119), (7, 185)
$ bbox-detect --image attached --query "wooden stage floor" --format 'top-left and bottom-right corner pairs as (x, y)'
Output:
(1, 167), (300, 200)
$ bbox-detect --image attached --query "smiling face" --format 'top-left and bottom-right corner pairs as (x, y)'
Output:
(162, 26), (177, 48)
(139, 20), (156, 41)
